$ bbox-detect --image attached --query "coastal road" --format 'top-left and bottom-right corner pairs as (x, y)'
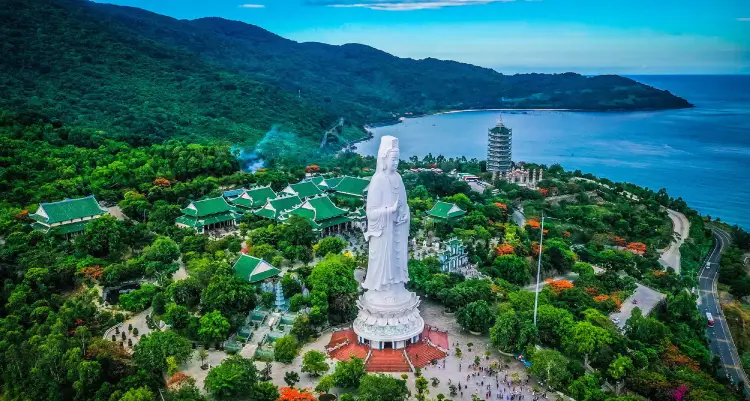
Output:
(659, 209), (690, 274)
(698, 228), (749, 394)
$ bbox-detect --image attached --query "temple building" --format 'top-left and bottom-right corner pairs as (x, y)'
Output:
(30, 196), (109, 237)
(437, 238), (470, 273)
(230, 186), (277, 212)
(427, 201), (466, 221)
(499, 166), (543, 189)
(329, 176), (370, 199)
(280, 180), (324, 199)
(253, 195), (303, 221)
(233, 254), (281, 283)
(286, 196), (353, 235)
(487, 118), (512, 180)
(175, 197), (240, 234)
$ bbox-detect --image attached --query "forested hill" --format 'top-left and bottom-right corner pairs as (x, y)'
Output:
(90, 0), (691, 118)
(0, 0), (339, 146)
(0, 0), (690, 148)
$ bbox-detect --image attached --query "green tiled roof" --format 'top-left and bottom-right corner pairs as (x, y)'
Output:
(233, 254), (280, 283)
(287, 196), (351, 230)
(316, 215), (352, 229)
(325, 177), (343, 188)
(427, 201), (466, 219)
(254, 196), (303, 220)
(283, 181), (323, 199)
(51, 220), (90, 235)
(176, 212), (236, 227)
(332, 176), (370, 197)
(31, 196), (107, 224)
(231, 186), (277, 209)
(31, 222), (50, 232)
(306, 196), (348, 220)
(182, 197), (233, 217)
(309, 176), (331, 189)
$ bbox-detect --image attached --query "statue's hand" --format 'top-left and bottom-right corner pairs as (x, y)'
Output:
(387, 197), (399, 215)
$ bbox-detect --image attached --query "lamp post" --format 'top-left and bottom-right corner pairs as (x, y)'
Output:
(533, 213), (562, 326)
(533, 214), (545, 326)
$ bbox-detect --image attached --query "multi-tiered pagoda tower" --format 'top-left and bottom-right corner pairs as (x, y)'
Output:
(487, 118), (512, 180)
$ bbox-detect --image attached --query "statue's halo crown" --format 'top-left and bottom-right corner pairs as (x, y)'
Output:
(377, 136), (399, 159)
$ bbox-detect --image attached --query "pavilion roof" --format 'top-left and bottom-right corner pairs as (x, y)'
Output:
(331, 176), (370, 197)
(30, 196), (108, 225)
(281, 181), (324, 199)
(231, 186), (277, 209)
(287, 196), (348, 222)
(181, 197), (233, 217)
(233, 254), (281, 283)
(254, 196), (303, 220)
(427, 201), (466, 219)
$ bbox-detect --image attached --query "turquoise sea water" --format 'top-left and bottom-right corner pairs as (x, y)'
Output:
(359, 75), (750, 229)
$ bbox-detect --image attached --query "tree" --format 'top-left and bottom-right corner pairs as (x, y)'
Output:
(301, 350), (329, 377)
(456, 300), (495, 333)
(165, 303), (191, 330)
(314, 375), (335, 394)
(332, 357), (366, 389)
(564, 321), (613, 367)
(535, 305), (574, 347)
(308, 254), (359, 322)
(568, 374), (606, 401)
(252, 381), (280, 401)
(489, 255), (531, 285)
(119, 386), (155, 401)
(281, 274), (302, 298)
(490, 308), (520, 352)
(291, 314), (315, 343)
(75, 215), (127, 259)
(357, 373), (410, 401)
(529, 349), (570, 389)
(278, 387), (316, 401)
(170, 277), (202, 307)
(274, 335), (299, 363)
(284, 371), (300, 387)
(201, 275), (256, 322)
(204, 356), (258, 400)
(152, 292), (167, 315)
(314, 236), (347, 257)
(608, 354), (633, 395)
(250, 244), (280, 262)
(199, 310), (230, 344)
(133, 331), (192, 373)
(143, 236), (180, 265)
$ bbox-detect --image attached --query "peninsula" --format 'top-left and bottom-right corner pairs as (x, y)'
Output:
(2, 0), (691, 149)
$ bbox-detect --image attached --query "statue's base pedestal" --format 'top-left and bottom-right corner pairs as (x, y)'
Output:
(353, 284), (425, 350)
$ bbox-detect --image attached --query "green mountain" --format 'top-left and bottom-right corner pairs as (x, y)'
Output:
(0, 0), (691, 147)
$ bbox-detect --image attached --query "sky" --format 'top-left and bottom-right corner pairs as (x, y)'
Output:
(96, 0), (750, 75)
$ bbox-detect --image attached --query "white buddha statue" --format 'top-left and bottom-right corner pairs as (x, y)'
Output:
(362, 136), (410, 293)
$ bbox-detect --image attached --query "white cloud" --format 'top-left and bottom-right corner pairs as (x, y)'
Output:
(239, 3), (265, 8)
(315, 0), (516, 11)
(737, 18), (750, 21)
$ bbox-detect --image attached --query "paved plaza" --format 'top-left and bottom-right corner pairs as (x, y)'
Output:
(609, 283), (667, 329)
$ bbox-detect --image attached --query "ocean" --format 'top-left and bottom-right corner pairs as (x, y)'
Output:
(358, 75), (750, 229)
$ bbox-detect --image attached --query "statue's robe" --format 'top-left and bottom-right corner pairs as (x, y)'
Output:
(362, 171), (410, 291)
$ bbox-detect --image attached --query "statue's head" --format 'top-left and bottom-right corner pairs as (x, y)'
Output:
(377, 136), (400, 174)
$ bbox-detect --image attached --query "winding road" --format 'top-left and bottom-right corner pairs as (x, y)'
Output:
(659, 209), (690, 273)
(699, 227), (749, 394)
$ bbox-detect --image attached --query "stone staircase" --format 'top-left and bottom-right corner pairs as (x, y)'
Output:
(365, 349), (411, 372)
(405, 342), (447, 368)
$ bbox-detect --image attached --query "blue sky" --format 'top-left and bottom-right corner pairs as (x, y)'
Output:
(97, 0), (750, 74)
